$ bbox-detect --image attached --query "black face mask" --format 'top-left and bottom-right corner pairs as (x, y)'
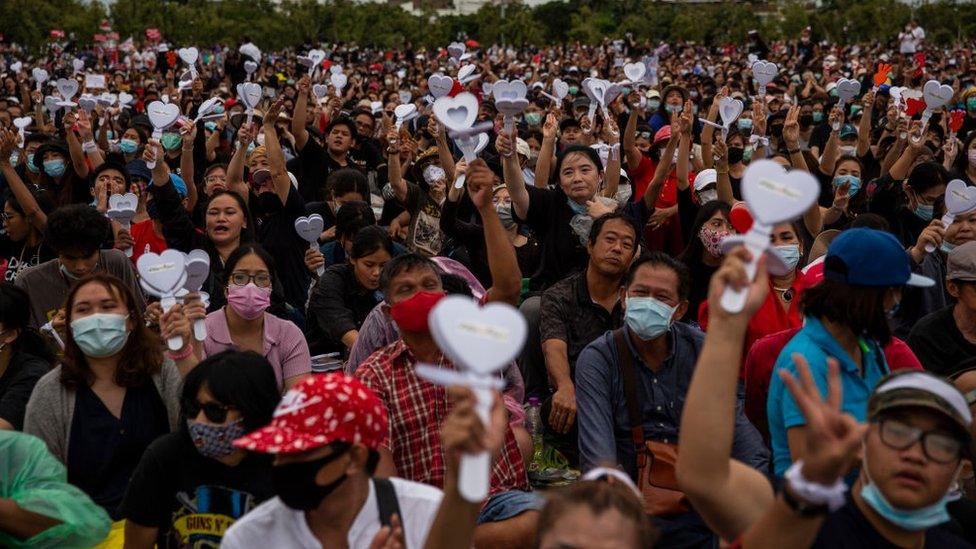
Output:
(146, 199), (158, 220)
(727, 147), (745, 164)
(799, 114), (814, 127)
(770, 125), (784, 138)
(255, 191), (283, 216)
(272, 450), (349, 511)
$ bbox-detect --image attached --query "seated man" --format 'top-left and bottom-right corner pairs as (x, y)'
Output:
(537, 212), (641, 466)
(576, 252), (767, 545)
(16, 204), (145, 328)
(908, 241), (976, 376)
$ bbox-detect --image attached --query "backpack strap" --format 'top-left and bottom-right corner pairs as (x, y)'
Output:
(374, 477), (403, 534)
(613, 328), (646, 470)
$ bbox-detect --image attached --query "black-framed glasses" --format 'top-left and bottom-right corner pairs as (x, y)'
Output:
(184, 398), (234, 423)
(229, 272), (272, 288)
(877, 418), (963, 464)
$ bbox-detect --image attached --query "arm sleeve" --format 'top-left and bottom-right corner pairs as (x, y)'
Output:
(279, 323), (312, 382)
(0, 363), (46, 431)
(22, 378), (65, 464)
(676, 185), (698, 239)
(308, 270), (358, 343)
(353, 363), (393, 449)
(150, 180), (202, 252)
(574, 343), (619, 472)
(512, 185), (554, 232)
(730, 396), (771, 472)
(539, 287), (569, 343)
(117, 441), (168, 527)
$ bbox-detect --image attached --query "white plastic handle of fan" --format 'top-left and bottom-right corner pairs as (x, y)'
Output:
(311, 242), (324, 277)
(458, 386), (492, 503)
(720, 223), (771, 313)
(925, 213), (954, 253)
(160, 295), (183, 351)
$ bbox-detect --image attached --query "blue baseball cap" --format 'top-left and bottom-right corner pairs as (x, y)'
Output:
(169, 173), (188, 198)
(824, 228), (934, 288)
(839, 124), (858, 140)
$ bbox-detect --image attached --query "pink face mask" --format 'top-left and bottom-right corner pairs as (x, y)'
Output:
(227, 283), (271, 320)
(699, 225), (731, 258)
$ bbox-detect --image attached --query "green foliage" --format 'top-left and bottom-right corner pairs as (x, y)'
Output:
(5, 0), (974, 53)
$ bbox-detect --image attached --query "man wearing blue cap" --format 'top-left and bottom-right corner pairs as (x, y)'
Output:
(767, 228), (935, 478)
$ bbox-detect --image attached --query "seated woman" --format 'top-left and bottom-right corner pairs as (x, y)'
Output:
(307, 226), (394, 357)
(23, 274), (183, 520)
(202, 244), (310, 392)
(120, 350), (279, 549)
(0, 283), (55, 430)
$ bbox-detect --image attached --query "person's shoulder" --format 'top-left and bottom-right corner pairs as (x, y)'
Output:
(101, 248), (132, 268)
(673, 321), (704, 344)
(140, 431), (189, 464)
(356, 340), (406, 378)
(543, 271), (581, 299)
(914, 304), (955, 331)
(16, 258), (57, 285)
(31, 366), (64, 397)
(926, 525), (973, 548)
(222, 497), (294, 544)
(387, 477), (444, 506)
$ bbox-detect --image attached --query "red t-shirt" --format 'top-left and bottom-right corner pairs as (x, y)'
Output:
(128, 218), (167, 263)
(627, 155), (694, 209)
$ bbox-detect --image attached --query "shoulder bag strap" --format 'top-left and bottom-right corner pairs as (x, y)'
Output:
(374, 477), (404, 536)
(613, 328), (646, 469)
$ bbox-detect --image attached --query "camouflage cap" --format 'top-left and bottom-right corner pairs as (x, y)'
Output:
(868, 370), (972, 442)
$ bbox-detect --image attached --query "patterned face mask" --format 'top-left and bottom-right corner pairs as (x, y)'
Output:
(699, 225), (731, 258)
(187, 418), (246, 459)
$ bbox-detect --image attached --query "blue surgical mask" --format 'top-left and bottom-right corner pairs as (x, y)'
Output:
(914, 203), (935, 221)
(105, 130), (115, 141)
(524, 112), (542, 126)
(247, 142), (256, 155)
(664, 104), (683, 114)
(647, 99), (661, 111)
(775, 244), (801, 271)
(69, 313), (130, 358)
(8, 151), (18, 165)
(119, 138), (139, 154)
(43, 158), (66, 179)
(205, 121), (218, 132)
(214, 105), (225, 114)
(567, 198), (588, 215)
(941, 240), (957, 253)
(26, 153), (39, 173)
(860, 452), (953, 531)
(738, 118), (753, 130)
(568, 86), (579, 96)
(833, 175), (861, 197)
(625, 297), (676, 340)
(812, 112), (824, 123)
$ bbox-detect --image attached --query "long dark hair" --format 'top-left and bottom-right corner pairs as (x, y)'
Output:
(0, 283), (56, 365)
(678, 200), (731, 267)
(61, 274), (162, 389)
(800, 278), (893, 346)
(222, 244), (289, 318)
(180, 350), (279, 432)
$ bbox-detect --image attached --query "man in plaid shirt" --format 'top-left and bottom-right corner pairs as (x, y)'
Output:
(356, 159), (541, 548)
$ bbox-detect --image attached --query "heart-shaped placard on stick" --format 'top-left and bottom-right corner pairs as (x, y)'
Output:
(312, 84), (329, 98)
(239, 43), (261, 62)
(32, 68), (49, 90)
(394, 103), (417, 122)
(433, 92), (478, 132)
(397, 90), (412, 105)
(10, 61), (22, 73)
(430, 296), (527, 376)
(428, 74), (454, 98)
(741, 160), (819, 225)
(43, 96), (60, 115)
(13, 117), (31, 131)
(108, 192), (139, 213)
(56, 78), (79, 101)
(78, 95), (97, 112)
(146, 101), (181, 130)
(294, 215), (325, 243)
(623, 62), (646, 83)
(944, 179), (976, 215)
(306, 49), (326, 73)
(751, 60), (778, 87)
(72, 59), (85, 74)
(492, 80), (527, 102)
(236, 83), (262, 109)
(244, 60), (258, 76)
(835, 78), (861, 105)
(447, 42), (466, 61)
(457, 64), (477, 83)
(719, 97), (744, 128)
(97, 92), (116, 106)
(183, 249), (211, 292)
(552, 79), (569, 100)
(118, 92), (134, 107)
(178, 47), (199, 66)
(137, 250), (188, 296)
(923, 79), (953, 110)
(330, 72), (348, 93)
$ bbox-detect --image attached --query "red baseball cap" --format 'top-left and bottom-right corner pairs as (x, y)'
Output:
(652, 125), (671, 146)
(234, 374), (388, 454)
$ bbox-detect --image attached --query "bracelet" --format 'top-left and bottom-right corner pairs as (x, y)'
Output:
(783, 460), (847, 513)
(165, 342), (194, 361)
(788, 148), (801, 155)
(82, 140), (98, 154)
(715, 169), (729, 175)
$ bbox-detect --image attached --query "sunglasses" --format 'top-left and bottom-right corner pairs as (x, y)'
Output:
(184, 398), (234, 423)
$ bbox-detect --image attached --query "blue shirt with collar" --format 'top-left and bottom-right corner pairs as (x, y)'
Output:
(575, 323), (769, 480)
(767, 316), (889, 477)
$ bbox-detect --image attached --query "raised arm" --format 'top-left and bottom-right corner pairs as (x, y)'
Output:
(63, 112), (91, 179)
(226, 123), (254, 202)
(782, 106), (822, 235)
(702, 87), (727, 170)
(386, 126), (408, 204)
(0, 131), (46, 229)
(643, 124), (679, 209)
(262, 99), (291, 204)
(601, 116), (621, 199)
(292, 75), (311, 152)
(180, 122), (198, 213)
(676, 247), (774, 541)
(622, 104), (644, 174)
(498, 128), (530, 219)
(468, 159), (521, 305)
(430, 117), (456, 182)
(889, 120), (926, 181)
(675, 100), (693, 192)
(713, 138), (735, 206)
(856, 91), (875, 158)
(535, 111), (558, 188)
(818, 106), (843, 176)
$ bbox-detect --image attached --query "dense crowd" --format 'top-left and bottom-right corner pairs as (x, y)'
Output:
(2, 21), (976, 548)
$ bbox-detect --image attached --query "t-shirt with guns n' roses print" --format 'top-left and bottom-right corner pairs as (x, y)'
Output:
(403, 181), (444, 257)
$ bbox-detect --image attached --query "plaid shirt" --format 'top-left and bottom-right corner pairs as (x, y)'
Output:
(355, 339), (530, 496)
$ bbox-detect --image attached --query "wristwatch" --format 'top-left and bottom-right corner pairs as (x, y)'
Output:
(781, 484), (829, 517)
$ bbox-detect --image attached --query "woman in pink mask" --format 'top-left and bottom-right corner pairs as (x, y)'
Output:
(202, 244), (310, 392)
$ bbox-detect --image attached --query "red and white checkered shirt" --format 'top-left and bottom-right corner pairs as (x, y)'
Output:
(355, 339), (530, 497)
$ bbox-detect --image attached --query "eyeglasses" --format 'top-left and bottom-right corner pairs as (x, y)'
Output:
(877, 418), (963, 464)
(229, 272), (272, 288)
(0, 212), (11, 222)
(637, 131), (652, 139)
(205, 174), (227, 183)
(183, 398), (234, 423)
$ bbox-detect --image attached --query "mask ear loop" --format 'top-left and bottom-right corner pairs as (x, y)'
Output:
(863, 425), (967, 501)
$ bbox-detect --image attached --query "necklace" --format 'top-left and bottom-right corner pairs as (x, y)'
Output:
(774, 286), (793, 303)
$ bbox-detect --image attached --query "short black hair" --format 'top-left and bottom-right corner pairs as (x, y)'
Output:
(0, 283), (56, 367)
(335, 200), (376, 241)
(328, 169), (370, 201)
(588, 212), (640, 246)
(379, 253), (440, 301)
(850, 213), (890, 232)
(801, 278), (893, 346)
(326, 116), (359, 142)
(350, 225), (394, 260)
(624, 252), (692, 300)
(181, 350), (280, 432)
(45, 204), (111, 256)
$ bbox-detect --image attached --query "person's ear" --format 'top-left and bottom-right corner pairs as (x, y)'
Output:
(948, 280), (961, 299)
(674, 300), (689, 321)
(345, 444), (369, 475)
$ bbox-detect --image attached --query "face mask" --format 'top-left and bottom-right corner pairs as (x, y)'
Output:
(389, 291), (445, 333)
(839, 145), (857, 156)
(727, 147), (745, 164)
(568, 86), (579, 96)
(524, 112), (542, 126)
(968, 150), (976, 167)
(860, 451), (953, 531)
(942, 240), (957, 253)
(968, 97), (976, 111)
(812, 112), (824, 123)
(833, 175), (861, 197)
(119, 138), (139, 154)
(625, 297), (676, 340)
(272, 450), (350, 511)
(187, 418), (246, 459)
(246, 142), (256, 156)
(43, 158), (66, 179)
(161, 133), (183, 151)
(105, 130), (115, 141)
(70, 313), (129, 358)
(914, 202), (935, 221)
(799, 114), (814, 127)
(698, 189), (718, 204)
(738, 118), (753, 131)
(227, 283), (271, 320)
(496, 203), (516, 228)
(205, 121), (218, 132)
(567, 198), (588, 215)
(699, 225), (731, 257)
(742, 147), (754, 163)
(423, 165), (446, 186)
(26, 153), (39, 173)
(664, 104), (683, 114)
(776, 244), (801, 271)
(214, 105), (225, 114)
(647, 99), (661, 110)
(8, 151), (18, 165)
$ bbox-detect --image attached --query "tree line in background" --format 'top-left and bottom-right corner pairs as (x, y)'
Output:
(2, 0), (976, 54)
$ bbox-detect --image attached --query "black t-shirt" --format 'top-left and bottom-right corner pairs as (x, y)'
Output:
(907, 305), (976, 376)
(295, 138), (364, 203)
(306, 263), (383, 356)
(119, 431), (274, 549)
(813, 496), (971, 548)
(0, 236), (55, 284)
(0, 351), (49, 430)
(252, 187), (313, 313)
(68, 382), (170, 520)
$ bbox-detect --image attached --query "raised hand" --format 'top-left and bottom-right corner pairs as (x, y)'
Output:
(466, 159), (494, 210)
(782, 105), (800, 149)
(706, 245), (770, 324)
(541, 112), (558, 140)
